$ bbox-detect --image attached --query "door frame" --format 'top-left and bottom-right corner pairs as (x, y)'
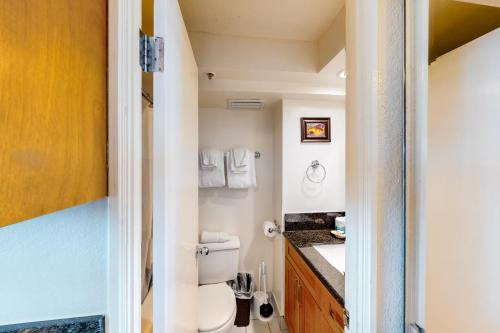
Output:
(404, 0), (429, 331)
(107, 0), (143, 332)
(344, 1), (378, 330)
(104, 0), (411, 332)
(345, 1), (406, 332)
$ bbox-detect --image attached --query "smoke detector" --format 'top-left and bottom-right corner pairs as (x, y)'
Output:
(227, 99), (265, 110)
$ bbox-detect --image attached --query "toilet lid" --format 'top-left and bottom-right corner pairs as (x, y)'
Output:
(198, 283), (236, 332)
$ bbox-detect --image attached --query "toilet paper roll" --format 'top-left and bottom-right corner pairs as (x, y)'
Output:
(263, 221), (277, 238)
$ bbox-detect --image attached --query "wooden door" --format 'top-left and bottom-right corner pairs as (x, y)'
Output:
(0, 0), (108, 227)
(302, 285), (334, 333)
(285, 257), (301, 333)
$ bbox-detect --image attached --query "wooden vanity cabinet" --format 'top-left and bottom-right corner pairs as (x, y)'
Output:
(285, 240), (344, 333)
(285, 257), (301, 333)
(302, 282), (334, 333)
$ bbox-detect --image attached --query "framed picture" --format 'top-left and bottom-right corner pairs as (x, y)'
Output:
(300, 117), (331, 142)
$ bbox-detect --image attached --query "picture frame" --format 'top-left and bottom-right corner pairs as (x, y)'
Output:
(300, 117), (331, 142)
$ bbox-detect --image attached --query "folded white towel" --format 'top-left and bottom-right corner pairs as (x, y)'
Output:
(201, 231), (230, 243)
(226, 150), (257, 189)
(229, 148), (250, 174)
(199, 150), (226, 188)
(200, 149), (218, 169)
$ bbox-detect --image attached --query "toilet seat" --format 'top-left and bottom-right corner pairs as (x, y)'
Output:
(198, 283), (236, 333)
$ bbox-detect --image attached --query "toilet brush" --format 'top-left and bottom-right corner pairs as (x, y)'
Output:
(259, 262), (274, 318)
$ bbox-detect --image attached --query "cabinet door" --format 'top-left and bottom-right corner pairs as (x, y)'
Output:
(0, 0), (107, 227)
(285, 257), (300, 333)
(302, 284), (335, 333)
(321, 293), (345, 333)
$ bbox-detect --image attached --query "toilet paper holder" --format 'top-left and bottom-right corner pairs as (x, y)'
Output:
(265, 220), (282, 234)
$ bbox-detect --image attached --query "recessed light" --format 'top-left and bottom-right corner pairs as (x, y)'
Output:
(337, 70), (347, 79)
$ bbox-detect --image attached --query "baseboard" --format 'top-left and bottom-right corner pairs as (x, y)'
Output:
(270, 292), (283, 316)
(270, 292), (288, 332)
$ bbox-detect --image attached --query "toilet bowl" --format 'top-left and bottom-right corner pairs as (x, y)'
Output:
(198, 283), (237, 333)
(198, 235), (240, 333)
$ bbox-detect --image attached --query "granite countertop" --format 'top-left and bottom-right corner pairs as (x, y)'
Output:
(283, 229), (345, 306)
(0, 315), (104, 333)
(284, 212), (343, 231)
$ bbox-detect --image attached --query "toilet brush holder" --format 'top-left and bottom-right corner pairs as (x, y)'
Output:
(253, 291), (274, 322)
(253, 261), (274, 322)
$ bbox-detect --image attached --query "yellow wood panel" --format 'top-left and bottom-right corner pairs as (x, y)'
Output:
(0, 0), (108, 227)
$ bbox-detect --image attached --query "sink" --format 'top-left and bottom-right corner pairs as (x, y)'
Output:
(313, 244), (345, 275)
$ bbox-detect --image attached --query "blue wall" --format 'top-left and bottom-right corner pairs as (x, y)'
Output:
(0, 199), (108, 325)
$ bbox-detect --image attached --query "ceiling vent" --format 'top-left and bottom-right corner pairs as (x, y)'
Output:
(227, 99), (264, 110)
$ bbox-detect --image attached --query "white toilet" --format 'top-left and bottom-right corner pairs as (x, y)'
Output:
(198, 235), (240, 333)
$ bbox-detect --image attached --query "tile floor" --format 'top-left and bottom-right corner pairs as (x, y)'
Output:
(228, 317), (287, 333)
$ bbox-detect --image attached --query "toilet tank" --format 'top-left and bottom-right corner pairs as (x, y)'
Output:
(199, 236), (240, 284)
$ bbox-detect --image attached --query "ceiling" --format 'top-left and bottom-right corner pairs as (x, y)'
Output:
(178, 0), (344, 41)
(456, 0), (500, 5)
(198, 49), (346, 109)
(142, 1), (346, 107)
(430, 0), (500, 62)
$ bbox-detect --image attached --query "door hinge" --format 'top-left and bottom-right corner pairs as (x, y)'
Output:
(410, 323), (425, 333)
(140, 31), (164, 73)
(343, 309), (350, 329)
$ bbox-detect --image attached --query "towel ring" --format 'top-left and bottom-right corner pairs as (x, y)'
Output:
(306, 160), (326, 183)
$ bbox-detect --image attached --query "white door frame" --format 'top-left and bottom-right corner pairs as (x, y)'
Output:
(344, 1), (378, 331)
(104, 0), (410, 332)
(345, 1), (406, 332)
(404, 0), (429, 331)
(107, 0), (143, 332)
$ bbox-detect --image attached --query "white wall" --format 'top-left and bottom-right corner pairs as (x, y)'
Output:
(426, 28), (500, 333)
(282, 99), (346, 214)
(199, 107), (275, 291)
(198, 101), (346, 313)
(0, 199), (108, 325)
(271, 99), (346, 315)
(318, 7), (346, 70)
